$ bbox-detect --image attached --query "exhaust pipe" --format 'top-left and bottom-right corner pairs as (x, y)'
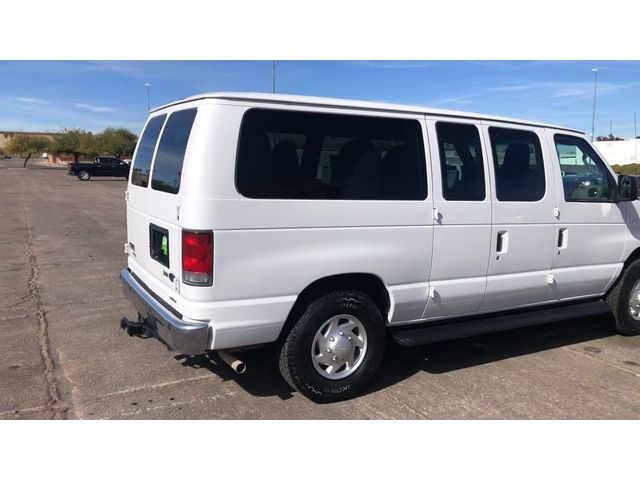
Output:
(218, 350), (247, 374)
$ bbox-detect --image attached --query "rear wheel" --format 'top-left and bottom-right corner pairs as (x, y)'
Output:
(78, 170), (91, 181)
(606, 259), (640, 336)
(279, 290), (385, 403)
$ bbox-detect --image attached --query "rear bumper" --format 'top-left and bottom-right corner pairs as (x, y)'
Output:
(120, 268), (210, 355)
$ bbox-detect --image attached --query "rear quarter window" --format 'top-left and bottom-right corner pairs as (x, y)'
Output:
(131, 114), (166, 187)
(151, 108), (198, 194)
(236, 108), (427, 200)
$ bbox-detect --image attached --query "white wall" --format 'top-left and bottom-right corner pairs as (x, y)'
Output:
(594, 139), (640, 166)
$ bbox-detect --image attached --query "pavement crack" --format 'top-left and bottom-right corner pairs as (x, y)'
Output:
(23, 206), (69, 419)
(99, 375), (214, 399)
(1, 293), (30, 310)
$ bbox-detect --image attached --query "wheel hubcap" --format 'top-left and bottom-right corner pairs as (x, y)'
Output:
(311, 314), (367, 380)
(628, 279), (640, 319)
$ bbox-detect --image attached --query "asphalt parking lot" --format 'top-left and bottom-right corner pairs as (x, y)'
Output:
(1, 156), (640, 419)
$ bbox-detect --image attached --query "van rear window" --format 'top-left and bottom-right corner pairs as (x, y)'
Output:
(151, 108), (197, 194)
(131, 114), (166, 187)
(236, 109), (427, 200)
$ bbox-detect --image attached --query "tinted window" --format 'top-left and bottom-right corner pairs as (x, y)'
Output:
(131, 115), (166, 187)
(151, 109), (197, 194)
(236, 109), (427, 200)
(554, 134), (615, 202)
(489, 127), (545, 202)
(436, 122), (485, 201)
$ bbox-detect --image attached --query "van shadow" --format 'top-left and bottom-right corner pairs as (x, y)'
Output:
(364, 313), (615, 396)
(84, 178), (128, 182)
(174, 314), (615, 402)
(174, 345), (296, 400)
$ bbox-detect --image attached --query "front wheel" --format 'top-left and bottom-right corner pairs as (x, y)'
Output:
(77, 170), (91, 181)
(606, 259), (640, 336)
(278, 290), (385, 403)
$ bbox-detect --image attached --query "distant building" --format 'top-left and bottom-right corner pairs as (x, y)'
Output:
(0, 131), (61, 150)
(594, 138), (640, 166)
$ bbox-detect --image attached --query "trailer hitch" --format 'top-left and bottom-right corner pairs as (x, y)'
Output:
(120, 316), (148, 337)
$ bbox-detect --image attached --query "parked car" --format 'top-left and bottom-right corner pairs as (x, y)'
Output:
(120, 92), (640, 403)
(68, 155), (130, 180)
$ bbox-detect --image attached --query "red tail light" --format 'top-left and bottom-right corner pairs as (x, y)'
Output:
(182, 230), (213, 286)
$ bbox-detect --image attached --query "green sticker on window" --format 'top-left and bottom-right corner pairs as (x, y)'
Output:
(161, 235), (168, 256)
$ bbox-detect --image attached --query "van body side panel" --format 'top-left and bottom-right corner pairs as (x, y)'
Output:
(545, 128), (625, 299)
(421, 118), (492, 319)
(479, 122), (558, 311)
(622, 201), (640, 263)
(214, 226), (431, 312)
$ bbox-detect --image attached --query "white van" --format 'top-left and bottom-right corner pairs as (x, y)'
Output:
(121, 92), (640, 402)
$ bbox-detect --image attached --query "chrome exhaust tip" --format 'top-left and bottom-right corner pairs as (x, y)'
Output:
(218, 350), (247, 374)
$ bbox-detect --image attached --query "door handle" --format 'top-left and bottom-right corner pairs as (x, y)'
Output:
(496, 231), (509, 254)
(558, 228), (568, 249)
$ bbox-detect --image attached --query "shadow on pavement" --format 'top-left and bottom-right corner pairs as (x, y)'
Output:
(175, 346), (295, 401)
(364, 314), (615, 396)
(82, 179), (128, 182)
(173, 314), (616, 402)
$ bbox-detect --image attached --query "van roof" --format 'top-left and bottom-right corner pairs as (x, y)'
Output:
(151, 91), (584, 134)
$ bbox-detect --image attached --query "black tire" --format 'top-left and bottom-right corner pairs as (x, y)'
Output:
(78, 170), (91, 181)
(606, 259), (640, 336)
(278, 290), (385, 403)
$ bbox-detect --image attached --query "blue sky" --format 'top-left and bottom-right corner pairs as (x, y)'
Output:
(1, 60), (640, 138)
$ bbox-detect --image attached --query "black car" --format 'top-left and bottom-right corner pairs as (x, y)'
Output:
(68, 156), (130, 180)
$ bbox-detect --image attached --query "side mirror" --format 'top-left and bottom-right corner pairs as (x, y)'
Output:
(618, 175), (639, 202)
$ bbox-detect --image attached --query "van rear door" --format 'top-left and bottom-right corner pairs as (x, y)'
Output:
(126, 108), (198, 299)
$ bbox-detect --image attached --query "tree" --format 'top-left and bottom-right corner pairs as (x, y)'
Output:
(79, 132), (101, 158)
(596, 133), (625, 141)
(612, 163), (640, 176)
(95, 128), (137, 158)
(5, 134), (50, 168)
(50, 128), (93, 163)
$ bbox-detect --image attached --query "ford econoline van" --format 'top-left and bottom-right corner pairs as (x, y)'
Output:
(120, 92), (640, 402)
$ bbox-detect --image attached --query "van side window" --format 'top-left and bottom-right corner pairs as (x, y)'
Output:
(236, 109), (427, 200)
(489, 127), (545, 202)
(436, 122), (485, 201)
(554, 134), (615, 202)
(151, 108), (197, 194)
(131, 114), (166, 187)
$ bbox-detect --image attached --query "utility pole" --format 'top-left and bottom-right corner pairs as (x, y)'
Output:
(591, 68), (598, 141)
(272, 61), (276, 94)
(145, 83), (152, 112)
(635, 112), (637, 163)
(609, 120), (612, 136)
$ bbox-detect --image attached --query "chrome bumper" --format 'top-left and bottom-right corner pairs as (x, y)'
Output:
(120, 268), (210, 355)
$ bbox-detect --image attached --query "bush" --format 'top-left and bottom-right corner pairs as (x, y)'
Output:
(611, 163), (640, 175)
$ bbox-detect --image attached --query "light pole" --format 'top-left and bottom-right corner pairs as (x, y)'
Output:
(145, 83), (152, 112)
(591, 68), (598, 141)
(272, 61), (276, 94)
